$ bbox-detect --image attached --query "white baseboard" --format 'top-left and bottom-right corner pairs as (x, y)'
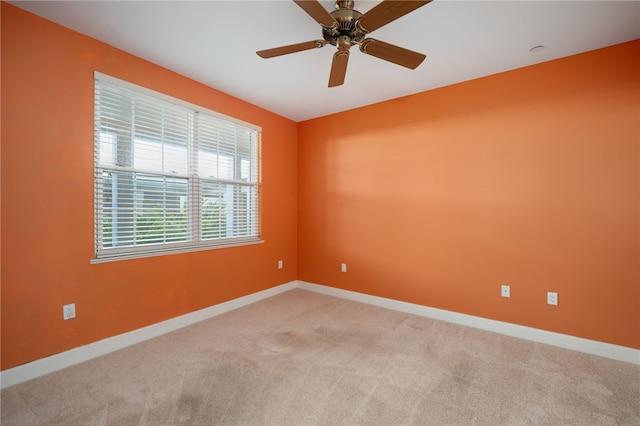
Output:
(297, 281), (640, 366)
(0, 281), (297, 389)
(2, 279), (637, 389)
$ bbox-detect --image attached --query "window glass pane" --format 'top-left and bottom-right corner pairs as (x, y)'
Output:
(135, 174), (189, 244)
(238, 130), (257, 181)
(131, 98), (189, 174)
(218, 122), (236, 179)
(218, 155), (234, 180)
(133, 139), (188, 175)
(199, 182), (256, 239)
(198, 114), (236, 180)
(197, 113), (218, 178)
(99, 171), (188, 248)
(99, 133), (116, 166)
(163, 142), (188, 175)
(232, 184), (258, 237)
(134, 139), (162, 172)
(201, 181), (227, 240)
(240, 158), (250, 181)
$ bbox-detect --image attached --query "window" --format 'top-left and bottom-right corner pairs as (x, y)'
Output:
(93, 72), (261, 262)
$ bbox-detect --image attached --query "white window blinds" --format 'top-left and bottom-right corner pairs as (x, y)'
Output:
(93, 72), (261, 262)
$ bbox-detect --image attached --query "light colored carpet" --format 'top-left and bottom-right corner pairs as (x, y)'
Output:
(1, 289), (639, 425)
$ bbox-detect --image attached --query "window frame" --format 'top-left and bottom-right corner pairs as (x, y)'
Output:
(91, 72), (262, 264)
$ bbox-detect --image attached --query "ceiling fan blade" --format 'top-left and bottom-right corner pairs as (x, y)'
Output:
(328, 50), (349, 87)
(257, 40), (326, 58)
(360, 38), (426, 69)
(293, 0), (337, 27)
(358, 0), (432, 33)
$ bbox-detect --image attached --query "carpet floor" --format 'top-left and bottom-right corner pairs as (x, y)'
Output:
(1, 288), (639, 425)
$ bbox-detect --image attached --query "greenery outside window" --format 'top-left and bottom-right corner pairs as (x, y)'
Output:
(93, 72), (261, 262)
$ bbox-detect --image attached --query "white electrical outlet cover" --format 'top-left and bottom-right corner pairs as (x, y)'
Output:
(501, 285), (510, 298)
(63, 303), (76, 320)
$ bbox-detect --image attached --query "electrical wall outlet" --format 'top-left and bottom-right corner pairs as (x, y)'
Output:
(278, 260), (283, 269)
(547, 292), (558, 306)
(341, 263), (347, 273)
(501, 284), (510, 298)
(63, 303), (76, 320)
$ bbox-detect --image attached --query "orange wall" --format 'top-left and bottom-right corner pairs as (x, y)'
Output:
(298, 40), (640, 349)
(1, 3), (298, 370)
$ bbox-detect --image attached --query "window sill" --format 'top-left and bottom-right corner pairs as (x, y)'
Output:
(90, 238), (264, 264)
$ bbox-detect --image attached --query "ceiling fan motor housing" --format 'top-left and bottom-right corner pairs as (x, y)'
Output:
(323, 4), (366, 46)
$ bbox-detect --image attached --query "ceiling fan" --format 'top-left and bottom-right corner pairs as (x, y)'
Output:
(256, 0), (432, 87)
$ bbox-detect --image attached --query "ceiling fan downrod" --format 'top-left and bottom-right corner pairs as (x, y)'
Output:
(335, 0), (354, 9)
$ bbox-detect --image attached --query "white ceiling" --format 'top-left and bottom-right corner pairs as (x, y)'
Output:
(10, 1), (640, 122)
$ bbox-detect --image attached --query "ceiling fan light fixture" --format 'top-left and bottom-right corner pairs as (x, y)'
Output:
(337, 35), (352, 50)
